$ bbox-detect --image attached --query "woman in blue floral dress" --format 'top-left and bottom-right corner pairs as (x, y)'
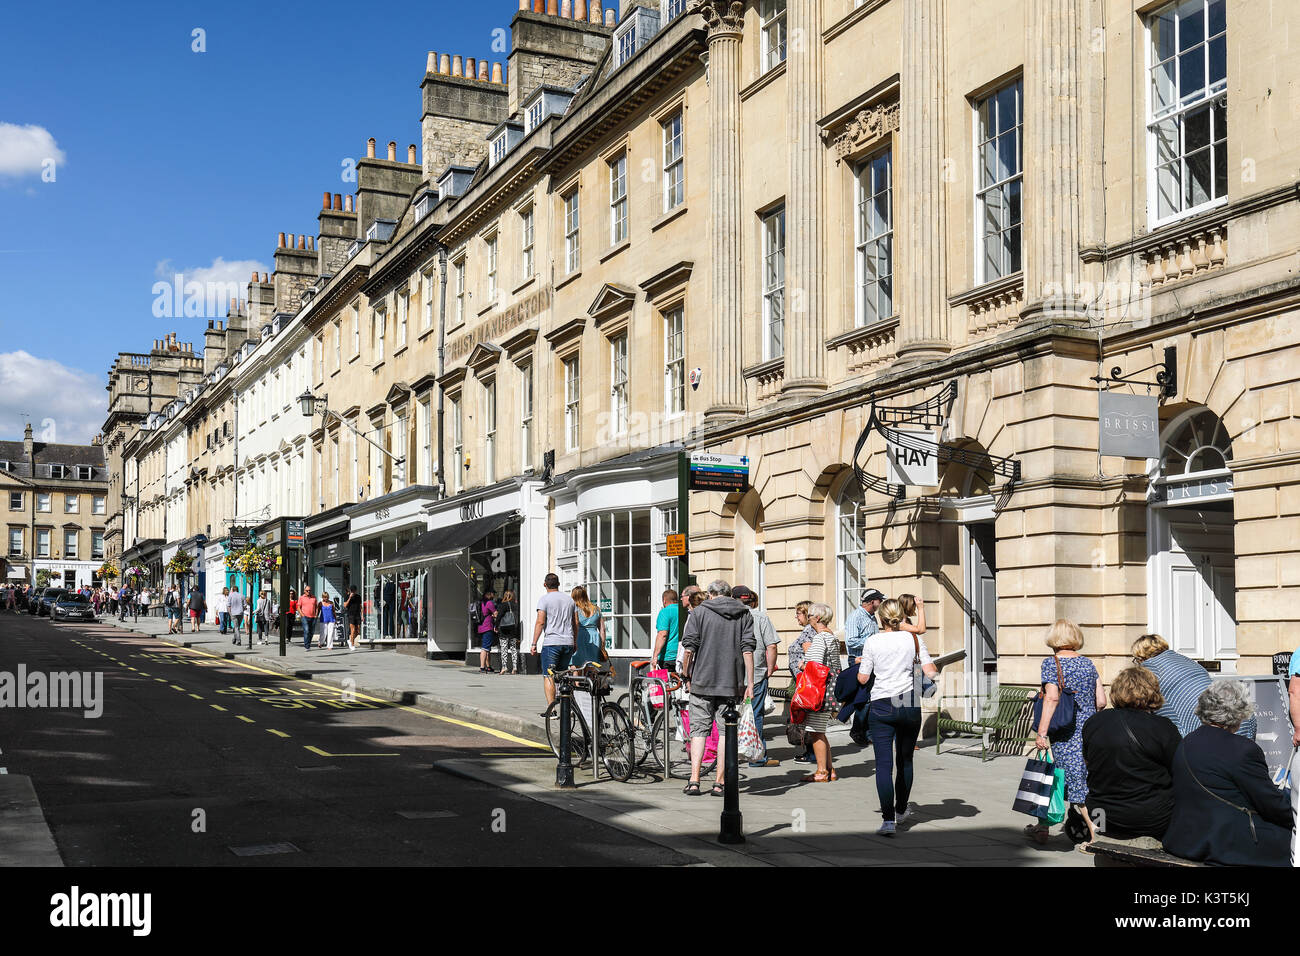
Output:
(1026, 619), (1107, 844)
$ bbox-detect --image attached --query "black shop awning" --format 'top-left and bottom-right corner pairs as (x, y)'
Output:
(371, 511), (519, 575)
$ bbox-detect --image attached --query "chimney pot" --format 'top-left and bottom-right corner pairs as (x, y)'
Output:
(561, 0), (571, 17)
(576, 0), (586, 19)
(387, 141), (396, 161)
(408, 143), (417, 163)
(451, 55), (462, 77)
(278, 232), (286, 248)
(308, 236), (315, 250)
(288, 233), (296, 248)
(590, 0), (600, 22)
(466, 57), (476, 79)
(262, 273), (268, 283)
(344, 195), (353, 212)
(604, 7), (614, 26)
(333, 192), (343, 210)
(533, 0), (543, 12)
(477, 61), (488, 81)
(366, 137), (376, 158)
(251, 270), (258, 282)
(426, 51), (438, 74)
(491, 61), (503, 84)
(547, 0), (558, 15)
(440, 53), (450, 74)
(519, 0), (528, 8)
(322, 190), (331, 209)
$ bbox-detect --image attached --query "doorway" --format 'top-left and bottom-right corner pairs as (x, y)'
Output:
(965, 521), (998, 703)
(1150, 501), (1236, 663)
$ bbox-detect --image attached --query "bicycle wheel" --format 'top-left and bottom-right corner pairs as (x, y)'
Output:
(598, 703), (635, 782)
(544, 700), (589, 766)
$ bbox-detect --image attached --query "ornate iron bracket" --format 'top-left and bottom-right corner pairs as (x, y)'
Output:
(1090, 345), (1177, 399)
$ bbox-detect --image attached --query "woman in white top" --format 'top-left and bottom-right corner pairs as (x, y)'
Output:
(139, 588), (152, 618)
(857, 598), (939, 835)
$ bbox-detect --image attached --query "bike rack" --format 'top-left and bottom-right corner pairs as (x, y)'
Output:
(628, 674), (679, 779)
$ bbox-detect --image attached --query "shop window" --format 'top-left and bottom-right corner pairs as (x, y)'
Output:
(836, 478), (870, 625)
(582, 510), (653, 650)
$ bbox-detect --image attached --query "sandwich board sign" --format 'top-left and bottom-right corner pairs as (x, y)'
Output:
(886, 428), (939, 487)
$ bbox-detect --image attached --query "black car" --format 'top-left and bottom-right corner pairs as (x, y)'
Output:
(37, 588), (69, 616)
(26, 587), (46, 613)
(51, 594), (95, 623)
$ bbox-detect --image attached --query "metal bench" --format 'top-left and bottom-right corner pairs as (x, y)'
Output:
(1084, 840), (1205, 867)
(935, 686), (1036, 760)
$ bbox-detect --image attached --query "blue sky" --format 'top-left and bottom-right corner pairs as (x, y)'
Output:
(0, 0), (506, 443)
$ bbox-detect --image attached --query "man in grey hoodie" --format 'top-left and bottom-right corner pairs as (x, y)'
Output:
(680, 579), (755, 796)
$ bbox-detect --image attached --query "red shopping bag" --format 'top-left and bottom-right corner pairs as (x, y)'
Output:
(678, 707), (720, 764)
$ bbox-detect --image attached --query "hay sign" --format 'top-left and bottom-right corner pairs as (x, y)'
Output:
(886, 428), (940, 487)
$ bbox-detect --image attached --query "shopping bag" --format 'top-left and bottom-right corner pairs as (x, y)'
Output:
(791, 661), (829, 712)
(678, 707), (720, 764)
(737, 698), (764, 763)
(1045, 759), (1067, 825)
(1012, 749), (1057, 819)
(646, 668), (671, 708)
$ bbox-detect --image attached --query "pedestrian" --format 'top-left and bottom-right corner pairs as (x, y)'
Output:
(476, 588), (498, 672)
(344, 585), (362, 651)
(843, 589), (884, 744)
(139, 586), (152, 618)
(679, 579), (755, 797)
(228, 586), (246, 643)
(254, 589), (273, 646)
(496, 589), (521, 675)
(287, 588), (298, 637)
(165, 585), (182, 634)
(1162, 681), (1294, 866)
(1026, 619), (1106, 845)
(186, 587), (206, 633)
(118, 583), (134, 621)
(731, 585), (781, 768)
(1132, 634), (1255, 738)
(320, 593), (337, 649)
(651, 589), (681, 672)
(298, 586), (319, 650)
(570, 586), (608, 666)
(787, 600), (817, 763)
(529, 572), (579, 713)
(216, 587), (230, 634)
(856, 598), (940, 835)
(794, 602), (842, 784)
(90, 587), (102, 617)
(1081, 667), (1181, 840)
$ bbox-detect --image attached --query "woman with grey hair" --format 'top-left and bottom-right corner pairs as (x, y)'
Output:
(1162, 681), (1294, 866)
(795, 602), (841, 783)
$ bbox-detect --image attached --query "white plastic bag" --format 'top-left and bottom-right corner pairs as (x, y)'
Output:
(737, 698), (764, 763)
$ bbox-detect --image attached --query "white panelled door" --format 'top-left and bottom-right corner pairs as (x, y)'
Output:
(1155, 507), (1236, 662)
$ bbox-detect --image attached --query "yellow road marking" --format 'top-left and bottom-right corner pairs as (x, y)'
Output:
(154, 678), (167, 682)
(210, 705), (227, 712)
(236, 715), (254, 723)
(189, 693), (203, 700)
(267, 729), (289, 738)
(103, 632), (549, 751)
(170, 685), (185, 692)
(304, 745), (398, 757)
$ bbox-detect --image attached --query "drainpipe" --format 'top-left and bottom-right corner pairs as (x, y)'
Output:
(436, 244), (448, 499)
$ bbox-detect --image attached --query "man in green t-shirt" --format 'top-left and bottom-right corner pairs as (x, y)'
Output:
(652, 589), (680, 669)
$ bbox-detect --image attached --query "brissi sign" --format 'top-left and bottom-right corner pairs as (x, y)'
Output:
(445, 286), (552, 364)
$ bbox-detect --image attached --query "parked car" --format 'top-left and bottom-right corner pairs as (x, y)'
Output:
(51, 594), (95, 623)
(26, 587), (46, 613)
(37, 588), (69, 616)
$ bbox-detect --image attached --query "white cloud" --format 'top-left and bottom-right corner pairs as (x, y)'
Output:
(153, 256), (269, 288)
(0, 351), (105, 445)
(0, 123), (66, 180)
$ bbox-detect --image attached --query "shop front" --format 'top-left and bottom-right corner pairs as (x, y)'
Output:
(348, 486), (441, 652)
(306, 505), (358, 606)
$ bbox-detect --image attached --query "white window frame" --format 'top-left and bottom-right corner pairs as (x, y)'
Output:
(564, 357), (581, 452)
(422, 272), (434, 331)
(37, 529), (50, 557)
(64, 530), (77, 559)
(64, 494), (78, 514)
(454, 257), (466, 325)
(491, 133), (508, 166)
(611, 333), (629, 436)
(93, 494), (106, 515)
(520, 363), (534, 471)
(664, 306), (685, 416)
(974, 78), (1024, 284)
(451, 394), (464, 493)
(486, 233), (499, 300)
(8, 528), (21, 557)
(564, 190), (581, 273)
(373, 308), (386, 363)
(520, 206), (535, 278)
(1146, 0), (1228, 226)
(92, 531), (104, 560)
(37, 493), (51, 513)
(609, 155), (628, 245)
(484, 380), (497, 483)
(760, 0), (787, 75)
(662, 111), (685, 212)
(855, 147), (894, 327)
(419, 397), (432, 485)
(762, 206), (786, 360)
(8, 491), (21, 510)
(397, 290), (408, 347)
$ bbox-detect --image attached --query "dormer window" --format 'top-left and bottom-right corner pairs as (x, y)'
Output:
(364, 219), (397, 243)
(614, 6), (660, 67)
(413, 190), (438, 222)
(77, 466), (93, 480)
(523, 88), (575, 134)
(527, 99), (544, 132)
(0, 460), (11, 472)
(487, 124), (524, 168)
(49, 464), (67, 479)
(491, 133), (508, 166)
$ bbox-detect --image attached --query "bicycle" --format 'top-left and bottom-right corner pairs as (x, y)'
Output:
(544, 663), (635, 782)
(622, 660), (695, 775)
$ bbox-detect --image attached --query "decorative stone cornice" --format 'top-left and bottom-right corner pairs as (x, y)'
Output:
(829, 101), (899, 164)
(691, 0), (745, 37)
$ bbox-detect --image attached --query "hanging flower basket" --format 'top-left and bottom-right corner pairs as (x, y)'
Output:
(97, 561), (120, 579)
(125, 565), (149, 581)
(166, 552), (194, 575)
(224, 544), (278, 577)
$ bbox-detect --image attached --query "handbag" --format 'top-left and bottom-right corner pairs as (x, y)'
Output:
(1031, 655), (1077, 739)
(500, 603), (517, 629)
(911, 633), (937, 699)
(1064, 805), (1092, 844)
(737, 698), (764, 763)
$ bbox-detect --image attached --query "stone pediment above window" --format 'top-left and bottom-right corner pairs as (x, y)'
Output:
(502, 327), (538, 362)
(437, 365), (468, 391)
(384, 381), (412, 409)
(467, 342), (504, 378)
(544, 317), (586, 357)
(588, 283), (636, 330)
(639, 260), (693, 308)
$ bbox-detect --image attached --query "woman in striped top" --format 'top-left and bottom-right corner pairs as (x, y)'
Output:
(1132, 634), (1255, 738)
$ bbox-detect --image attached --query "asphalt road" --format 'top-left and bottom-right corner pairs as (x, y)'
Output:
(0, 611), (695, 866)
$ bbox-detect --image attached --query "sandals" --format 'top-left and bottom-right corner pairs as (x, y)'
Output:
(1024, 823), (1050, 845)
(683, 781), (702, 796)
(801, 772), (832, 783)
(710, 782), (725, 797)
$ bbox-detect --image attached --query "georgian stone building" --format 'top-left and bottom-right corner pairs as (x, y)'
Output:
(107, 0), (1300, 693)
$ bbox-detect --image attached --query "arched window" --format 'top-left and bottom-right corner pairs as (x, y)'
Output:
(836, 477), (869, 625)
(1161, 408), (1232, 477)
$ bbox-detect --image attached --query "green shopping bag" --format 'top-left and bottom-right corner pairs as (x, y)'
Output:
(1043, 750), (1067, 826)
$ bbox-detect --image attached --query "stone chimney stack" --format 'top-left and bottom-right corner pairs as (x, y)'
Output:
(507, 0), (612, 116)
(23, 422), (33, 461)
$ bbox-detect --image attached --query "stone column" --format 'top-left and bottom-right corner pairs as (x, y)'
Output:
(1021, 0), (1086, 324)
(695, 0), (746, 420)
(896, 0), (950, 360)
(781, 0), (827, 398)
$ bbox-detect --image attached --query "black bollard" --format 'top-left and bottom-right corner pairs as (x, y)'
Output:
(718, 700), (745, 844)
(555, 680), (576, 788)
